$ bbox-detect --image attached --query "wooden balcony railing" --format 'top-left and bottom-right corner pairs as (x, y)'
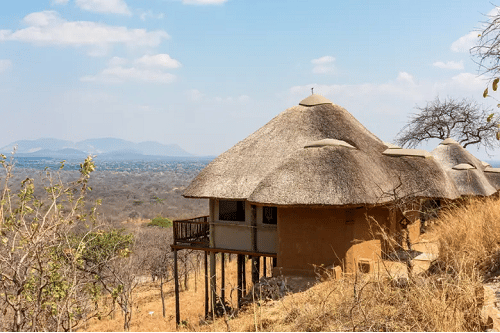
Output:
(173, 215), (210, 246)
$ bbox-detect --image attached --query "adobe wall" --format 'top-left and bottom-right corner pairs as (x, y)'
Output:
(277, 206), (393, 275)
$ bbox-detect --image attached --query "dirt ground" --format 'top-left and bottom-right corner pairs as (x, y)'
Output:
(82, 233), (442, 332)
(82, 256), (277, 332)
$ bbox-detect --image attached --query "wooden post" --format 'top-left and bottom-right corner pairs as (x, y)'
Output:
(237, 254), (243, 308)
(210, 251), (216, 315)
(221, 254), (225, 302)
(252, 256), (260, 285)
(242, 255), (247, 295)
(204, 251), (208, 318)
(263, 256), (267, 277)
(174, 249), (180, 327)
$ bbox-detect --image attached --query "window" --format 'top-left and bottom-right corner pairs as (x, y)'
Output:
(263, 206), (277, 225)
(219, 200), (245, 221)
(358, 260), (371, 274)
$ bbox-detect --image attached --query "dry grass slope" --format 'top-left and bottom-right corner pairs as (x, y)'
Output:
(83, 197), (500, 332)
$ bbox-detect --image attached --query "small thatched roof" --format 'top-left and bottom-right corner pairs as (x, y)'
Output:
(431, 139), (497, 196)
(382, 148), (432, 158)
(452, 163), (476, 170)
(484, 167), (500, 191)
(184, 95), (460, 205)
(383, 142), (402, 149)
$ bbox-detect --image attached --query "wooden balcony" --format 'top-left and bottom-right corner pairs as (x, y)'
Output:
(173, 215), (209, 246)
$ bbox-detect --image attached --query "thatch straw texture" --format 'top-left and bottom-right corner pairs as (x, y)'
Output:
(184, 99), (460, 205)
(431, 141), (497, 196)
(484, 167), (500, 191)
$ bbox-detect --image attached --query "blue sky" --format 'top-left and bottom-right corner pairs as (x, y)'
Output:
(0, 0), (498, 157)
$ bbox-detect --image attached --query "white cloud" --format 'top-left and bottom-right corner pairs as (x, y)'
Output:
(214, 95), (251, 104)
(396, 71), (415, 85)
(488, 6), (500, 17)
(0, 11), (168, 55)
(75, 0), (131, 16)
(139, 10), (165, 21)
(186, 89), (205, 102)
(23, 11), (61, 26)
(0, 59), (12, 73)
(183, 0), (228, 4)
(81, 66), (176, 83)
(450, 72), (488, 90)
(186, 89), (250, 104)
(451, 31), (480, 53)
(311, 56), (335, 74)
(82, 54), (180, 83)
(135, 54), (181, 69)
(51, 0), (69, 5)
(108, 56), (127, 67)
(311, 56), (335, 65)
(433, 60), (464, 70)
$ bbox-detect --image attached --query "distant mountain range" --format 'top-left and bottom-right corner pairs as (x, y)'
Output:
(0, 138), (193, 159)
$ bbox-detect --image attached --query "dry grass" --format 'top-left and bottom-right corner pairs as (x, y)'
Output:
(83, 197), (500, 332)
(432, 197), (500, 279)
(82, 255), (261, 332)
(202, 269), (483, 332)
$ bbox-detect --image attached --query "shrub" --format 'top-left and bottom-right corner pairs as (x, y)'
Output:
(148, 215), (172, 228)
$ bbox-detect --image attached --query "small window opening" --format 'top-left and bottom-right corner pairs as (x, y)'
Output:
(358, 260), (371, 274)
(219, 200), (245, 221)
(263, 206), (277, 225)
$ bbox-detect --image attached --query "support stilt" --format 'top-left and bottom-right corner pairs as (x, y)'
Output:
(204, 251), (208, 318)
(263, 256), (267, 277)
(174, 249), (180, 327)
(237, 254), (243, 308)
(252, 256), (260, 285)
(221, 254), (225, 302)
(242, 255), (247, 295)
(209, 251), (216, 316)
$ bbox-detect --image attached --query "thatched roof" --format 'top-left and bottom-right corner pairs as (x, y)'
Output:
(383, 142), (402, 149)
(484, 167), (500, 191)
(184, 95), (460, 205)
(431, 139), (497, 196)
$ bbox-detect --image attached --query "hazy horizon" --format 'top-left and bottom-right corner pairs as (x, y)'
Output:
(1, 1), (499, 159)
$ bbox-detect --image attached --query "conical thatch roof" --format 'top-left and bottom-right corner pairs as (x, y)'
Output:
(184, 95), (460, 205)
(431, 139), (496, 197)
(484, 167), (500, 191)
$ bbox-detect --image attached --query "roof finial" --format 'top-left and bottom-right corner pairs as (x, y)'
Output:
(311, 87), (314, 95)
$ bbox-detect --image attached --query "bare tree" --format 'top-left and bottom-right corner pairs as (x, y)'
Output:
(469, 6), (500, 105)
(395, 97), (500, 151)
(134, 227), (173, 318)
(472, 8), (500, 83)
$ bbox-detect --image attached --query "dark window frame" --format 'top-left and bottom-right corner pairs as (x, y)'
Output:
(218, 200), (245, 222)
(262, 206), (277, 225)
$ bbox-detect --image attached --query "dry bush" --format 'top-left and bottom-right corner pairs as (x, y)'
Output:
(201, 270), (483, 332)
(431, 197), (500, 279)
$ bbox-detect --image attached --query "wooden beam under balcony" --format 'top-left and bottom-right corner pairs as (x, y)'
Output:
(170, 243), (277, 258)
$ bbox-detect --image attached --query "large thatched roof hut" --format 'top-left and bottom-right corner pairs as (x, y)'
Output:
(185, 95), (458, 205)
(431, 138), (497, 197)
(182, 94), (460, 276)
